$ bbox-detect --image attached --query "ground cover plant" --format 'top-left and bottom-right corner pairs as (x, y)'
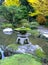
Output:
(0, 54), (42, 65)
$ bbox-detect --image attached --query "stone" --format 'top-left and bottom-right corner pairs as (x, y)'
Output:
(16, 48), (26, 54)
(42, 34), (48, 38)
(16, 33), (30, 45)
(16, 37), (29, 45)
(16, 44), (43, 54)
(3, 28), (13, 35)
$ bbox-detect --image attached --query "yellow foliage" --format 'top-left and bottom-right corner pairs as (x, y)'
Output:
(28, 0), (39, 3)
(28, 0), (48, 16)
(3, 0), (20, 6)
(29, 11), (40, 16)
(3, 0), (48, 16)
(36, 14), (47, 24)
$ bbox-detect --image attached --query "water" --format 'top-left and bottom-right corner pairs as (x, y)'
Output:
(0, 48), (5, 59)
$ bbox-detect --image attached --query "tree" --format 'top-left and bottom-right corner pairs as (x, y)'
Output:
(0, 5), (28, 27)
(19, 0), (35, 13)
(3, 0), (35, 22)
(19, 0), (35, 21)
(3, 0), (20, 6)
(27, 0), (48, 16)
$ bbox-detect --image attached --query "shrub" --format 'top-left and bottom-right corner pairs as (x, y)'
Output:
(20, 19), (28, 23)
(19, 19), (30, 28)
(30, 22), (39, 29)
(45, 21), (48, 27)
(36, 14), (46, 25)
(35, 49), (46, 58)
(14, 27), (31, 34)
(1, 23), (13, 28)
(28, 30), (40, 37)
(22, 23), (30, 28)
(7, 44), (19, 51)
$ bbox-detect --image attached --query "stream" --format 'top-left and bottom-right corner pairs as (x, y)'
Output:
(0, 48), (5, 59)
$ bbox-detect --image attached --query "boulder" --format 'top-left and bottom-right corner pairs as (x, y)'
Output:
(3, 28), (13, 35)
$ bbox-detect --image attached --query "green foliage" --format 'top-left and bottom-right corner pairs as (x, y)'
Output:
(35, 49), (46, 58)
(0, 5), (28, 27)
(22, 23), (30, 28)
(28, 30), (40, 37)
(7, 44), (20, 51)
(43, 44), (48, 58)
(45, 22), (48, 27)
(19, 0), (35, 12)
(19, 19), (30, 28)
(14, 27), (31, 31)
(0, 54), (42, 65)
(30, 22), (39, 29)
(1, 23), (13, 28)
(20, 19), (29, 23)
(14, 27), (31, 34)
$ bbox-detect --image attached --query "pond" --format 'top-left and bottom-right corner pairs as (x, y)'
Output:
(0, 28), (48, 58)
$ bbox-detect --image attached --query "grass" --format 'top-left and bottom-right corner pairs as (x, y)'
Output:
(0, 28), (17, 46)
(0, 54), (42, 65)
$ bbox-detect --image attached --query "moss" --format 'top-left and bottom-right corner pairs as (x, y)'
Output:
(35, 49), (46, 58)
(1, 23), (13, 28)
(0, 54), (42, 65)
(7, 44), (20, 50)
